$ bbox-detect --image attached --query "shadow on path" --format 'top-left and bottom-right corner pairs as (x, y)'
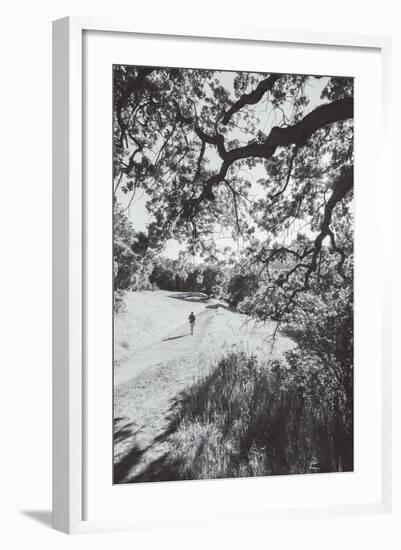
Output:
(126, 452), (184, 483)
(120, 393), (191, 484)
(114, 444), (148, 484)
(205, 302), (235, 312)
(113, 416), (138, 445)
(114, 392), (188, 484)
(167, 292), (209, 304)
(114, 415), (146, 483)
(114, 422), (136, 445)
(161, 334), (188, 342)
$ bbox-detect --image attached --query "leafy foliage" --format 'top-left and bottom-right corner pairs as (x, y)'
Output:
(113, 202), (159, 311)
(226, 272), (258, 309)
(149, 256), (226, 298)
(113, 66), (353, 323)
(113, 67), (354, 476)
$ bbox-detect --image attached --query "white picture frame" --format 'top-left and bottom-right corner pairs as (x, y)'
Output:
(52, 16), (392, 534)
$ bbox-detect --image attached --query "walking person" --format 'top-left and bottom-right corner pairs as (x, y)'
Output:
(189, 311), (196, 335)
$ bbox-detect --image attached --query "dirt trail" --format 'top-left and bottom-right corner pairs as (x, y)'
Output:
(114, 307), (215, 482)
(114, 307), (213, 386)
(113, 291), (294, 483)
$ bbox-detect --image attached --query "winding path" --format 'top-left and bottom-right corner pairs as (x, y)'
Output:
(114, 307), (214, 482)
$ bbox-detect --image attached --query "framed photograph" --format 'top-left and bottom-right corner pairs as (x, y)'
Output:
(52, 17), (392, 534)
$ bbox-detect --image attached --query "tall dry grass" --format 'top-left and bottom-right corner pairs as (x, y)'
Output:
(168, 351), (353, 480)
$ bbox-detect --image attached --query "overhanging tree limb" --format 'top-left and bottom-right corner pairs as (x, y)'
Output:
(221, 74), (281, 124)
(303, 165), (353, 284)
(182, 97), (353, 220)
(269, 145), (299, 199)
(284, 166), (353, 310)
(223, 97), (353, 163)
(253, 165), (353, 321)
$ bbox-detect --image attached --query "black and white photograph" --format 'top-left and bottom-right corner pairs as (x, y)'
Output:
(113, 65), (354, 484)
(1, 0), (397, 543)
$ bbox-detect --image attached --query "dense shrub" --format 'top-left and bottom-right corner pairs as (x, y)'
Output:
(226, 273), (259, 309)
(150, 259), (225, 298)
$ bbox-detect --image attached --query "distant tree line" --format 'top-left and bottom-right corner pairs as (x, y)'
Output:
(113, 67), (354, 470)
(114, 201), (263, 311)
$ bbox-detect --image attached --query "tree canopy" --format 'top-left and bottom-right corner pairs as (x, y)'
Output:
(113, 66), (353, 325)
(113, 66), (354, 474)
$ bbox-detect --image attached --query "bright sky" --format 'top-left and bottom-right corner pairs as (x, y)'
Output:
(116, 70), (329, 259)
